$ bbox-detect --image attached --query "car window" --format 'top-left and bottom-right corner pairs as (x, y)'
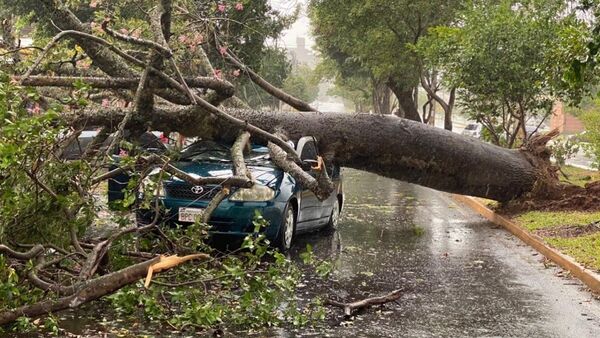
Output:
(300, 140), (318, 161)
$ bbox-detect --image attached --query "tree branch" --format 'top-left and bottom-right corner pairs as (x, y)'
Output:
(231, 131), (251, 179)
(267, 141), (334, 201)
(15, 75), (234, 94)
(326, 289), (403, 317)
(0, 256), (162, 325)
(101, 19), (172, 58)
(0, 244), (44, 260)
(219, 48), (318, 112)
(201, 187), (230, 223)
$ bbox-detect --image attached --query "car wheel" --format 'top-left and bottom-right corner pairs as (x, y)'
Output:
(326, 199), (340, 230)
(276, 203), (296, 252)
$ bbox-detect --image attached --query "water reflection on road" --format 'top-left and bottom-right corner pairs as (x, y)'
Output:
(287, 169), (600, 337)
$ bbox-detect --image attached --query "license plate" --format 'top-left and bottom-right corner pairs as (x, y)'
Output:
(178, 207), (205, 223)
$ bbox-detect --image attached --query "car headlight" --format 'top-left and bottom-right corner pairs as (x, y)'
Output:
(229, 184), (275, 202)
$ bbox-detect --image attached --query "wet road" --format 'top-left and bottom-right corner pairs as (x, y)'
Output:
(288, 169), (600, 337)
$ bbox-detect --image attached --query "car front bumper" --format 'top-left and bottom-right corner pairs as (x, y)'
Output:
(141, 198), (287, 242)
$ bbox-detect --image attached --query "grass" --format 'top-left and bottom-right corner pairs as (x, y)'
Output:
(515, 210), (600, 231)
(514, 208), (600, 272)
(546, 233), (600, 271)
(507, 167), (600, 271)
(560, 165), (600, 187)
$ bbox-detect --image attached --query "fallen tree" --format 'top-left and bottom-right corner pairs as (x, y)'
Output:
(0, 0), (568, 330)
(72, 105), (546, 201)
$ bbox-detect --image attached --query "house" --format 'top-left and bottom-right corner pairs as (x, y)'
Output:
(550, 101), (585, 135)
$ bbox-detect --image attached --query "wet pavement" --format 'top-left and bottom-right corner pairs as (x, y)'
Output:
(567, 148), (596, 170)
(287, 169), (600, 337)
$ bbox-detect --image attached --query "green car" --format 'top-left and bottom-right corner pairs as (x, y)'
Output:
(109, 136), (344, 251)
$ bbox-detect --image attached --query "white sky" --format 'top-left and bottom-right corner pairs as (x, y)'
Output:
(269, 0), (315, 50)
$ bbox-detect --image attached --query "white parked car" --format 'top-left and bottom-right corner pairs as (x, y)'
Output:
(461, 123), (483, 138)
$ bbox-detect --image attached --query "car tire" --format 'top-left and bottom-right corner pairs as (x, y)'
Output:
(275, 203), (296, 252)
(326, 199), (340, 230)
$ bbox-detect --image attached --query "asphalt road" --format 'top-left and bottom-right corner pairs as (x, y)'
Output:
(287, 169), (600, 338)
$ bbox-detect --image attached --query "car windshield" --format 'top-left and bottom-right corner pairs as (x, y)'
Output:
(465, 124), (479, 131)
(179, 140), (271, 165)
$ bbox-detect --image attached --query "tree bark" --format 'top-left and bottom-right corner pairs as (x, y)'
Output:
(372, 80), (391, 115)
(0, 257), (160, 326)
(420, 73), (454, 131)
(0, 13), (20, 63)
(388, 83), (422, 122)
(445, 88), (455, 131)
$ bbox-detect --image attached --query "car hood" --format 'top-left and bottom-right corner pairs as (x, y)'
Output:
(170, 161), (283, 187)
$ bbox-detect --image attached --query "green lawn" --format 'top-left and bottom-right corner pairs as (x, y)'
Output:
(546, 233), (600, 271)
(514, 208), (600, 272)
(515, 210), (600, 231)
(560, 165), (600, 187)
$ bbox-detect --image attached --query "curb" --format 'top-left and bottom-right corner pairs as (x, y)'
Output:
(453, 194), (600, 294)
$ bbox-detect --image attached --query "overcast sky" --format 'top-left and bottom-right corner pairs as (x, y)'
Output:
(269, 0), (315, 50)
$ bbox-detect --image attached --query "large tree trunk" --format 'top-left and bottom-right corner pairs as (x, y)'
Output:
(372, 80), (391, 115)
(78, 107), (541, 202)
(388, 82), (422, 122)
(0, 13), (20, 63)
(225, 110), (538, 201)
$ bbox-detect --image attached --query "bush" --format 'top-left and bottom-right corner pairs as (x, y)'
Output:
(582, 112), (600, 169)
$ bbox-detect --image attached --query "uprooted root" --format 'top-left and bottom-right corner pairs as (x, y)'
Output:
(500, 130), (600, 213)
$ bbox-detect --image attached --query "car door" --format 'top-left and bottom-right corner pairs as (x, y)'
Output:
(296, 136), (322, 226)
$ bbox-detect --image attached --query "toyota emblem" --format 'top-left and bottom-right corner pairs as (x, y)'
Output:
(191, 186), (204, 195)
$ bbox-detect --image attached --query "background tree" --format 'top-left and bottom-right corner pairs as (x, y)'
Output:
(315, 57), (389, 114)
(238, 46), (291, 110)
(308, 0), (463, 122)
(418, 0), (588, 148)
(282, 64), (320, 106)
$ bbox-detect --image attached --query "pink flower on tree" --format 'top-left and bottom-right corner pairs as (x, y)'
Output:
(232, 69), (241, 77)
(217, 3), (226, 12)
(182, 33), (204, 51)
(235, 2), (244, 11)
(192, 32), (204, 44)
(90, 22), (103, 34)
(101, 98), (110, 107)
(219, 46), (228, 56)
(213, 69), (222, 79)
(118, 149), (129, 157)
